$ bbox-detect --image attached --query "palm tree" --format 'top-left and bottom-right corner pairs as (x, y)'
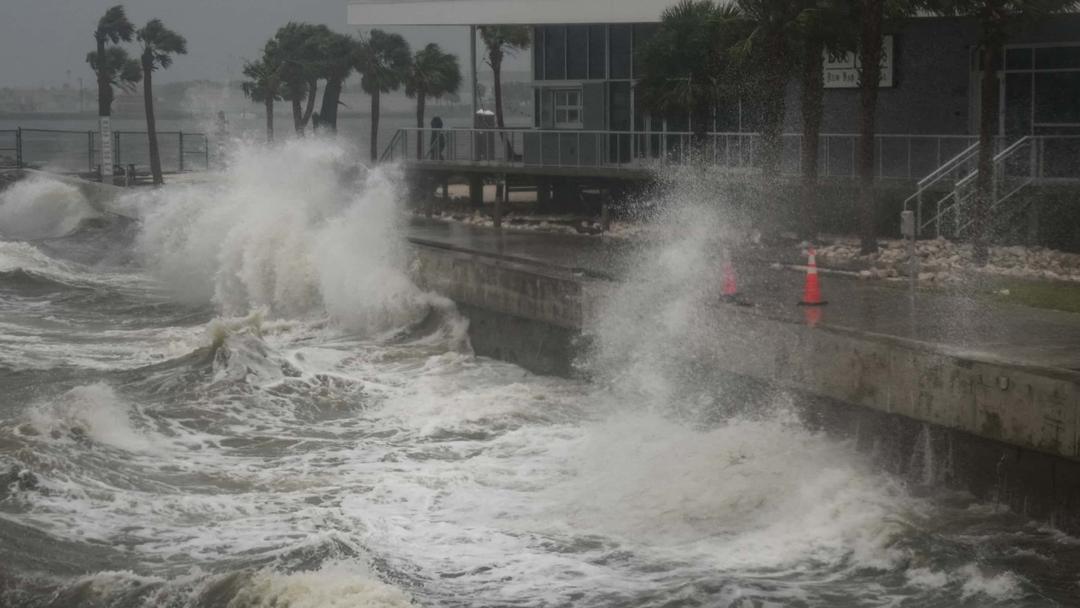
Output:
(353, 29), (411, 163)
(405, 43), (462, 158)
(795, 0), (855, 237)
(136, 19), (187, 186)
(267, 23), (328, 135)
(932, 0), (1079, 264)
(732, 0), (806, 176)
(242, 56), (281, 142)
(636, 0), (745, 146)
(91, 6), (135, 119)
(313, 31), (357, 133)
(478, 26), (530, 129)
(86, 47), (142, 110)
(89, 5), (138, 179)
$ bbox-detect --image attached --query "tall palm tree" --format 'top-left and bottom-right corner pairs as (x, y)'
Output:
(91, 6), (135, 118)
(136, 19), (187, 186)
(405, 43), (462, 158)
(313, 31), (357, 133)
(933, 0), (1079, 264)
(86, 47), (142, 111)
(242, 56), (281, 142)
(89, 5), (138, 179)
(267, 23), (328, 135)
(732, 0), (806, 177)
(353, 29), (411, 163)
(795, 0), (855, 237)
(478, 26), (530, 129)
(636, 0), (745, 145)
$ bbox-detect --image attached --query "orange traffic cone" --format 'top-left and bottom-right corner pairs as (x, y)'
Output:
(798, 247), (828, 306)
(721, 260), (739, 300)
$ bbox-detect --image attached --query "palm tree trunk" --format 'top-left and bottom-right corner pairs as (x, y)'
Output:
(96, 37), (110, 118)
(142, 59), (163, 186)
(370, 90), (381, 163)
(491, 51), (505, 129)
(759, 32), (787, 177)
(265, 97), (274, 143)
(973, 41), (1000, 266)
(857, 0), (885, 255)
(301, 78), (319, 129)
(415, 91), (426, 160)
(319, 77), (343, 133)
(292, 97), (303, 135)
(800, 37), (825, 239)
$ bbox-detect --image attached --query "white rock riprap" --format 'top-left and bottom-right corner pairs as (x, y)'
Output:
(813, 237), (1080, 283)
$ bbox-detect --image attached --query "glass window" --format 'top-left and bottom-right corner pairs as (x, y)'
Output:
(534, 88), (541, 127)
(1034, 72), (1080, 124)
(609, 81), (631, 130)
(631, 24), (658, 78)
(1005, 47), (1032, 71)
(566, 25), (588, 80)
(610, 25), (631, 79)
(588, 25), (606, 79)
(1035, 46), (1080, 70)
(544, 26), (566, 80)
(533, 27), (545, 79)
(553, 89), (582, 128)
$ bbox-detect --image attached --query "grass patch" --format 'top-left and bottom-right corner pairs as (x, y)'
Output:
(986, 277), (1080, 314)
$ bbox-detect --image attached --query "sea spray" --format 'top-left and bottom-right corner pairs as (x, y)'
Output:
(0, 175), (96, 240)
(135, 139), (438, 336)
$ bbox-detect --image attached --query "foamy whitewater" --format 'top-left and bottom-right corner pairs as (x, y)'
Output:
(1, 141), (1079, 607)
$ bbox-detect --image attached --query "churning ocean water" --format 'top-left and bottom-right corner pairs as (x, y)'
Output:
(1, 140), (1079, 608)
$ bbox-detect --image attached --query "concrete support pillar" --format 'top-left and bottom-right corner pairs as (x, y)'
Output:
(493, 174), (504, 229)
(600, 188), (611, 233)
(1026, 200), (1040, 246)
(536, 178), (551, 214)
(469, 174), (484, 209)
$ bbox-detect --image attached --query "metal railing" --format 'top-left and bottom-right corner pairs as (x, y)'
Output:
(2, 127), (209, 176)
(382, 127), (981, 181)
(0, 130), (19, 168)
(904, 135), (1080, 238)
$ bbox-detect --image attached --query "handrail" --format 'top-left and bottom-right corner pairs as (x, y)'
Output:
(915, 135), (1038, 238)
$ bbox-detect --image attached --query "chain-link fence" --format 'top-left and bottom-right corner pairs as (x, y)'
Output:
(4, 127), (209, 176)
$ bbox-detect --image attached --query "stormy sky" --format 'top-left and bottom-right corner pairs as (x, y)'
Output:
(0, 0), (528, 88)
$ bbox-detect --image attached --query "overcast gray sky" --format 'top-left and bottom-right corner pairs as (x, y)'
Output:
(0, 0), (528, 88)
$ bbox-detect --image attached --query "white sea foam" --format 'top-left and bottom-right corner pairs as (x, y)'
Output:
(226, 561), (414, 608)
(24, 383), (152, 452)
(0, 175), (96, 240)
(135, 139), (438, 337)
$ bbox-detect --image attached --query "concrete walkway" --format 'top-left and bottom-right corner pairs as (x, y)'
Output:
(407, 217), (1080, 371)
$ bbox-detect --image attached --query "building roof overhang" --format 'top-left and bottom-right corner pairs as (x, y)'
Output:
(347, 0), (685, 26)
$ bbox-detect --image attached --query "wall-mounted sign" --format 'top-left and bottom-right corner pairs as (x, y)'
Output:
(824, 35), (894, 89)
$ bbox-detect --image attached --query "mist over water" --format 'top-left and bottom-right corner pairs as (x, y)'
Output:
(1, 141), (1079, 607)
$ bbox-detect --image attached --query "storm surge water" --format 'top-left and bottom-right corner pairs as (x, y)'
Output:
(1, 143), (1079, 608)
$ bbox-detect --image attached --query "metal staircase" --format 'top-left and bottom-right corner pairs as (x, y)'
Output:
(904, 136), (1038, 239)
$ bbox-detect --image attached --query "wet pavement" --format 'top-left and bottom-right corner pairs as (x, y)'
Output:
(407, 218), (1080, 370)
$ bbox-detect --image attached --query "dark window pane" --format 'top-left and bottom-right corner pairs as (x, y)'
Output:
(1034, 72), (1080, 124)
(533, 26), (545, 79)
(609, 81), (631, 130)
(534, 88), (541, 127)
(631, 24), (658, 78)
(588, 25), (606, 79)
(1036, 46), (1080, 70)
(567, 25), (588, 80)
(544, 26), (565, 80)
(1005, 47), (1032, 70)
(666, 109), (689, 132)
(1004, 72), (1032, 135)
(610, 25), (631, 79)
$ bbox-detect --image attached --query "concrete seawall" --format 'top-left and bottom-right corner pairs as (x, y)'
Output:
(408, 238), (1080, 531)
